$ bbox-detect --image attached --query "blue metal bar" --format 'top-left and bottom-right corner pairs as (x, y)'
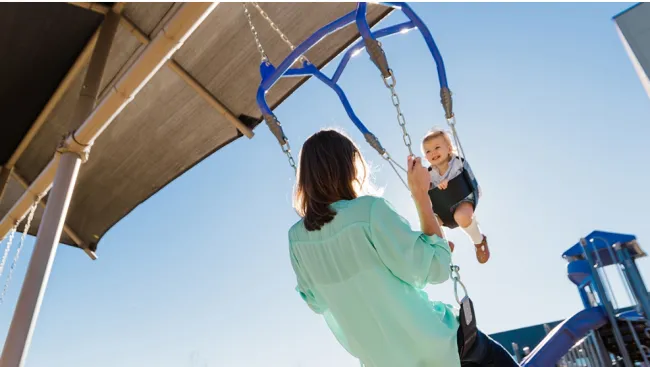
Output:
(260, 10), (357, 91)
(260, 61), (373, 136)
(578, 287), (593, 309)
(283, 67), (314, 78)
(256, 10), (358, 118)
(355, 3), (374, 42)
(297, 63), (371, 135)
(381, 2), (449, 89)
(280, 22), (416, 83)
(332, 20), (416, 83)
(373, 20), (417, 40)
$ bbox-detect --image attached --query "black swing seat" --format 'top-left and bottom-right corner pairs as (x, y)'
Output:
(427, 159), (479, 229)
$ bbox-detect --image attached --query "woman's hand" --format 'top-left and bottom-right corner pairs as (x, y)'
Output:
(407, 156), (443, 238)
(407, 156), (431, 196)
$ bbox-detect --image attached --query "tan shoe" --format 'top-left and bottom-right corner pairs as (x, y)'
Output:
(474, 236), (490, 264)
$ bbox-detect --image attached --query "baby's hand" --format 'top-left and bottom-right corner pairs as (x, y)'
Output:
(437, 180), (449, 190)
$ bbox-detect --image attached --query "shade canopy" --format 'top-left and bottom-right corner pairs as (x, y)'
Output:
(0, 2), (392, 254)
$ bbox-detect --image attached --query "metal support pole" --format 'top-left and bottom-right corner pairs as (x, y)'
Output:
(0, 151), (84, 367)
(617, 246), (650, 319)
(581, 238), (634, 367)
(579, 286), (593, 309)
(0, 10), (120, 367)
(0, 166), (12, 205)
(591, 332), (615, 367)
(0, 3), (217, 364)
(511, 342), (522, 362)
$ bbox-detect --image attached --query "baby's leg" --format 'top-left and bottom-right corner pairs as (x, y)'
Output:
(435, 214), (454, 252)
(454, 202), (489, 263)
(452, 202), (473, 228)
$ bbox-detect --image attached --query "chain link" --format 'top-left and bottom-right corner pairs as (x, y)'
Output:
(251, 2), (309, 64)
(282, 142), (297, 172)
(242, 3), (268, 63)
(384, 71), (413, 156)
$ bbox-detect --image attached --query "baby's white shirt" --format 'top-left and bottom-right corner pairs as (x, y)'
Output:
(429, 155), (464, 188)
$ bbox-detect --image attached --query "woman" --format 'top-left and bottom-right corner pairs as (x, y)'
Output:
(288, 129), (518, 367)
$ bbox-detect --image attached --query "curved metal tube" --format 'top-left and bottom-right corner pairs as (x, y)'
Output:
(255, 2), (453, 157)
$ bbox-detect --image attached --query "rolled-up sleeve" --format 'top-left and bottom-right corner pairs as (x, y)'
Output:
(369, 197), (452, 288)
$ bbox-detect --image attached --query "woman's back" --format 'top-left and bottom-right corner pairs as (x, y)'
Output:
(288, 195), (461, 367)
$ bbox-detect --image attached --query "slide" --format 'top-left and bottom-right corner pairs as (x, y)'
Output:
(520, 306), (608, 366)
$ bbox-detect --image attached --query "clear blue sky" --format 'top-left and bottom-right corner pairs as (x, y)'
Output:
(1, 2), (649, 366)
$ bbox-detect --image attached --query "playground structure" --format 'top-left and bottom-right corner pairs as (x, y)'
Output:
(518, 231), (650, 366)
(0, 2), (648, 367)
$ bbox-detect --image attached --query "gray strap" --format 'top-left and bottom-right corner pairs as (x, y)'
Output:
(364, 38), (392, 80)
(440, 87), (453, 120)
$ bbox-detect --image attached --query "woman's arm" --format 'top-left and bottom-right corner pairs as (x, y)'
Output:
(412, 192), (443, 238)
(408, 155), (443, 238)
(369, 197), (452, 288)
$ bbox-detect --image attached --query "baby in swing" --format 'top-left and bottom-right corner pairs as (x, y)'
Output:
(421, 128), (490, 264)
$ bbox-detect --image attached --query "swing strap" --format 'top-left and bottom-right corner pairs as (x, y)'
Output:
(458, 296), (479, 358)
(452, 264), (478, 358)
(364, 37), (391, 80)
(264, 113), (296, 171)
(441, 87), (453, 120)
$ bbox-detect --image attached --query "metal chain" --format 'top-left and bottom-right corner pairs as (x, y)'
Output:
(0, 226), (17, 282)
(0, 199), (39, 304)
(251, 2), (309, 64)
(242, 3), (268, 63)
(383, 71), (413, 157)
(376, 51), (468, 308)
(374, 68), (414, 192)
(446, 116), (467, 161)
(243, 1), (302, 173)
(282, 141), (297, 172)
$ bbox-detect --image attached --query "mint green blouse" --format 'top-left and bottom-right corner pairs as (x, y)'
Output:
(288, 195), (461, 367)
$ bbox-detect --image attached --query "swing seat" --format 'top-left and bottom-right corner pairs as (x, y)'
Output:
(428, 160), (479, 229)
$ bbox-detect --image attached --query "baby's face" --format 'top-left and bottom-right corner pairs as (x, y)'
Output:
(423, 136), (450, 167)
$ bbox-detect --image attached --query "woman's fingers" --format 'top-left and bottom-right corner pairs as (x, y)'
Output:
(407, 155), (414, 171)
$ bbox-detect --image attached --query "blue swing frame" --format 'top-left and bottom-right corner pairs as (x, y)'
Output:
(255, 2), (480, 223)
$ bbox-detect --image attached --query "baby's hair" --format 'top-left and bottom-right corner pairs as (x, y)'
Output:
(421, 128), (457, 157)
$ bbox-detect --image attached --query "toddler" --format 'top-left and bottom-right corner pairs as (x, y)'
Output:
(421, 128), (490, 264)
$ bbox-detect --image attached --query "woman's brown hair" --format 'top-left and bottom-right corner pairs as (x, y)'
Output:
(293, 129), (370, 231)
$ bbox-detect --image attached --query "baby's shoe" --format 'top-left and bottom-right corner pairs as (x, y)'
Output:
(474, 236), (490, 264)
